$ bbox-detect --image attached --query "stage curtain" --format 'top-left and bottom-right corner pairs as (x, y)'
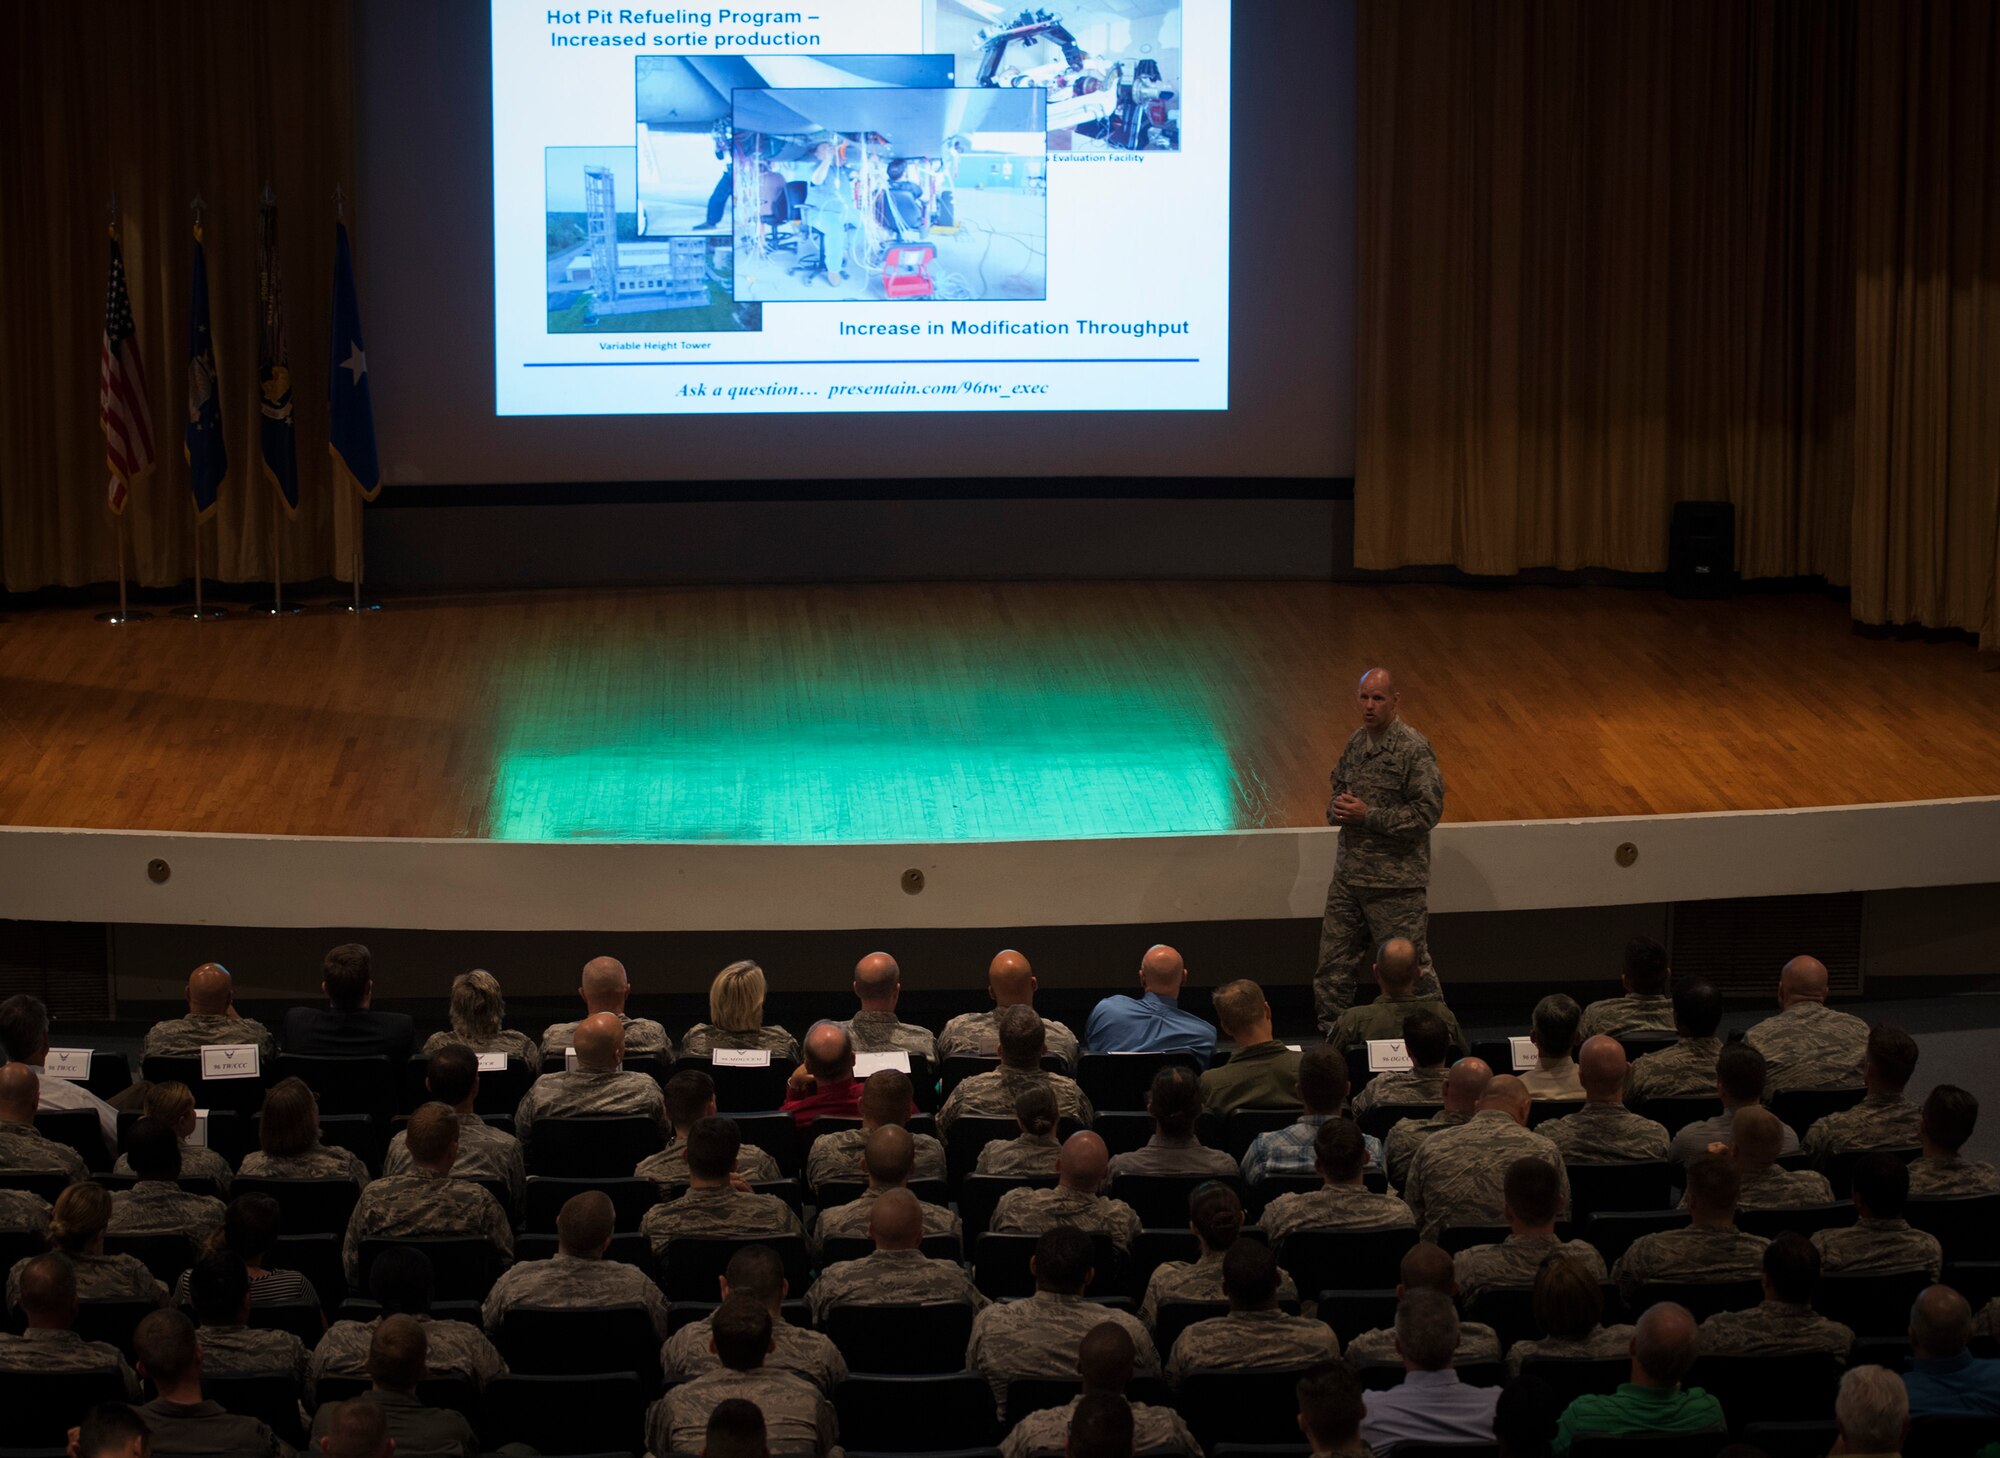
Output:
(0, 1), (360, 593)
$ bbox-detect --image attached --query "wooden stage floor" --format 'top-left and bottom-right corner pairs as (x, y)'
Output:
(2, 583), (1996, 844)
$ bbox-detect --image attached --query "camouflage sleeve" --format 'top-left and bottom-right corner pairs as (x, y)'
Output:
(341, 1203), (365, 1286)
(642, 1277), (673, 1343)
(1365, 743), (1443, 842)
(479, 1275), (509, 1332)
(936, 1084), (965, 1137)
(469, 1329), (508, 1386)
(816, 1391), (840, 1457)
(1800, 1120), (1833, 1158)
(484, 1196), (515, 1266)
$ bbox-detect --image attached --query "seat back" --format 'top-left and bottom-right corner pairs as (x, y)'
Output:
(819, 1232), (961, 1268)
(480, 1371), (647, 1455)
(947, 1118), (1034, 1183)
(1075, 1053), (1204, 1112)
(524, 1116), (664, 1177)
(523, 1176), (659, 1232)
(270, 1232), (345, 1315)
(659, 1234), (809, 1302)
(1440, 1220), (1568, 1254)
(1735, 1202), (1854, 1240)
(494, 1303), (662, 1383)
(246, 1297), (326, 1346)
(231, 1176), (361, 1236)
(838, 1372), (1003, 1452)
(357, 1237), (501, 1301)
(1462, 1286), (1542, 1349)
(33, 1110), (107, 1172)
(1110, 1174), (1248, 1229)
(672, 1056), (793, 1114)
(142, 1053), (270, 1115)
(403, 1053), (533, 1117)
(315, 1370), (480, 1419)
(0, 1169), (73, 1202)
(1583, 1208), (1689, 1265)
(1275, 1227), (1413, 1295)
(1686, 1352), (1843, 1428)
(1816, 1268), (1933, 1336)
(1129, 1227), (1201, 1293)
(729, 1111), (805, 1178)
(200, 1371), (307, 1446)
(1734, 1421), (1841, 1458)
(1618, 1036), (1680, 1062)
(1568, 1439), (1726, 1458)
(104, 1231), (197, 1285)
(1178, 1369), (1317, 1447)
(275, 1054), (398, 1116)
(821, 1302), (975, 1373)
(308, 1113), (389, 1177)
(1153, 1298), (1228, 1354)
(1223, 1107), (1302, 1159)
(814, 1177), (950, 1213)
(1629, 1097), (1724, 1134)
(1632, 1278), (1763, 1321)
(1567, 1161), (1675, 1222)
(973, 1231), (1123, 1299)
(1356, 1101), (1442, 1140)
(1767, 1087), (1865, 1139)
(957, 1174), (1053, 1236)
(1906, 1414), (2000, 1458)
(73, 1296), (156, 1357)
(1817, 1145), (1920, 1199)
(0, 1367), (133, 1447)
(1514, 1355), (1629, 1409)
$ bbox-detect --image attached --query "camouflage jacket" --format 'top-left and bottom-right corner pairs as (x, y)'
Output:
(1627, 1038), (1724, 1101)
(513, 1066), (665, 1143)
(812, 1187), (961, 1256)
(1167, 1308), (1340, 1384)
(307, 1316), (505, 1404)
(1576, 995), (1676, 1043)
(1503, 1324), (1633, 1377)
(1384, 1109), (1468, 1191)
(1139, 1249), (1297, 1329)
(112, 1142), (234, 1196)
(0, 1118), (88, 1180)
(1349, 1321), (1502, 1370)
(0, 1327), (141, 1396)
(1799, 1093), (1921, 1157)
(536, 1014), (672, 1062)
(806, 1246), (991, 1323)
(1453, 1234), (1607, 1306)
(1350, 1066), (1449, 1119)
(989, 1185), (1141, 1251)
(1743, 1003), (1869, 1093)
(1261, 1184), (1416, 1246)
(1715, 1163), (1835, 1212)
(1540, 1103), (1671, 1165)
(143, 1012), (278, 1060)
(842, 1011), (937, 1061)
(1612, 1224), (1768, 1303)
(976, 1133), (1063, 1178)
(1907, 1155), (2000, 1198)
(1329, 719), (1444, 890)
(1811, 1216), (1942, 1279)
(108, 1181), (225, 1241)
(939, 1011), (1081, 1071)
(805, 1125), (947, 1190)
(6, 1250), (165, 1314)
(240, 1145), (372, 1186)
(638, 1136), (782, 1194)
(1107, 1135), (1240, 1181)
(1328, 997), (1466, 1055)
(0, 1189), (48, 1239)
(420, 1027), (543, 1072)
(478, 1250), (672, 1342)
(967, 1291), (1160, 1414)
(384, 1112), (525, 1213)
(640, 1184), (802, 1262)
(661, 1313), (847, 1393)
(938, 1067), (1094, 1138)
(650, 1366), (838, 1456)
(678, 1023), (800, 1062)
(1697, 1300), (1854, 1359)
(194, 1323), (310, 1386)
(1001, 1397), (1202, 1458)
(1403, 1110), (1569, 1240)
(339, 1168), (514, 1286)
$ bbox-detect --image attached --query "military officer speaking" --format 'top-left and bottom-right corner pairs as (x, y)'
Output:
(1315, 667), (1446, 1031)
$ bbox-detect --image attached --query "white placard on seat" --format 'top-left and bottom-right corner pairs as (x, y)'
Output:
(476, 1052), (510, 1073)
(1285, 1044), (1303, 1053)
(1509, 1036), (1537, 1072)
(564, 1047), (577, 1072)
(713, 1048), (773, 1068)
(43, 1049), (93, 1081)
(200, 1044), (262, 1080)
(1366, 1039), (1413, 1073)
(853, 1051), (912, 1077)
(189, 1111), (210, 1150)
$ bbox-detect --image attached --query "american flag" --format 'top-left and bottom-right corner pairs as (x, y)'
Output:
(100, 236), (154, 513)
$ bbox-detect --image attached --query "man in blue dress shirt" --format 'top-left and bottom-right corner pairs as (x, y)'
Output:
(1083, 946), (1216, 1065)
(1903, 1284), (2000, 1418)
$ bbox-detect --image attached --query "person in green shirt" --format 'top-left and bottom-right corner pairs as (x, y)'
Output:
(1198, 980), (1300, 1114)
(1551, 1301), (1725, 1456)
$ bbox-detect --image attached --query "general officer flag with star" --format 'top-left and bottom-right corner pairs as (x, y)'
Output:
(184, 223), (228, 519)
(328, 220), (380, 501)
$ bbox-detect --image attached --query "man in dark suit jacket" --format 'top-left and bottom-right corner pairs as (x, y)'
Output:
(281, 943), (415, 1062)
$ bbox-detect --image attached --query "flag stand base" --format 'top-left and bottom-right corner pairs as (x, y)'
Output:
(250, 602), (304, 617)
(170, 605), (230, 620)
(340, 601), (382, 614)
(93, 609), (152, 624)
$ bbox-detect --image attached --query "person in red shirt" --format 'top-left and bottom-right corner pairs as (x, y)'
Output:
(779, 1022), (863, 1128)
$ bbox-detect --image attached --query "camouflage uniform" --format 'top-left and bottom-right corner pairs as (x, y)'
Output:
(1696, 1300), (1854, 1359)
(661, 1313), (847, 1394)
(679, 1023), (800, 1062)
(0, 1189), (49, 1240)
(989, 1185), (1141, 1252)
(640, 1137), (783, 1194)
(1402, 1110), (1570, 1241)
(536, 1014), (672, 1063)
(937, 1067), (1094, 1138)
(194, 1324), (310, 1386)
(1627, 1037), (1725, 1101)
(806, 1246), (991, 1324)
(307, 1316), (505, 1405)
(1350, 1066), (1448, 1121)
(966, 1290), (1160, 1414)
(512, 1066), (665, 1145)
(649, 1367), (839, 1457)
(939, 1011), (1081, 1072)
(804, 1126), (946, 1191)
(239, 1145), (372, 1186)
(384, 1112), (525, 1214)
(976, 1134), (1063, 1178)
(1453, 1234), (1607, 1306)
(1314, 719), (1446, 1027)
(1349, 1320), (1502, 1369)
(1326, 995), (1466, 1055)
(1384, 1110), (1467, 1192)
(1811, 1216), (1942, 1280)
(1907, 1156), (2000, 1197)
(108, 1181), (226, 1242)
(1700, 1164), (1834, 1212)
(1742, 1003), (1869, 1094)
(0, 1118), (88, 1181)
(1166, 1308), (1339, 1384)
(1503, 1325), (1633, 1377)
(1107, 1135), (1240, 1181)
(479, 1249), (672, 1342)
(420, 1028), (542, 1073)
(843, 1011), (938, 1062)
(143, 1012), (278, 1061)
(1799, 1092), (1921, 1158)
(1260, 1184), (1415, 1246)
(339, 1168), (514, 1286)
(0, 1327), (141, 1397)
(1611, 1225), (1769, 1305)
(1140, 1250), (1296, 1329)
(640, 1184), (802, 1265)
(1979, 1297), (2000, 1342)
(112, 1142), (234, 1196)
(1540, 1103), (1671, 1164)
(1576, 995), (1676, 1043)
(6, 1250), (165, 1313)
(811, 1188), (961, 1256)
(1001, 1396), (1202, 1458)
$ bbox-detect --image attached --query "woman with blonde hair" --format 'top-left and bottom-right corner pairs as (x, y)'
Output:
(109, 1082), (234, 1195)
(679, 960), (798, 1061)
(4, 1181), (167, 1312)
(237, 1078), (370, 1187)
(421, 968), (541, 1071)
(1504, 1253), (1635, 1375)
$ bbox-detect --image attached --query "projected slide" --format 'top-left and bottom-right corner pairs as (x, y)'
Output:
(494, 1), (1227, 415)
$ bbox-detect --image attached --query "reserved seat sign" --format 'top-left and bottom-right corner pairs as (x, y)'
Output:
(43, 1048), (94, 1081)
(201, 1044), (262, 1080)
(1366, 1039), (1413, 1073)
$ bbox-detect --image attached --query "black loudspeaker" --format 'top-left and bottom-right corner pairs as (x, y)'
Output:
(1668, 500), (1735, 598)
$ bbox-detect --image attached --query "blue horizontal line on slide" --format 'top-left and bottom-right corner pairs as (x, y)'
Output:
(523, 358), (1202, 367)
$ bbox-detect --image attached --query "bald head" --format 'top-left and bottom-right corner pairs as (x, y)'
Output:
(1479, 1074), (1531, 1124)
(0, 1062), (39, 1124)
(1057, 1130), (1110, 1194)
(1374, 938), (1419, 994)
(1779, 955), (1830, 1006)
(186, 963), (235, 1016)
(803, 1021), (854, 1081)
(853, 952), (901, 1007)
(988, 950), (1036, 1006)
(1077, 1321), (1137, 1392)
(1730, 1104), (1784, 1169)
(1910, 1284), (1973, 1359)
(572, 1011), (626, 1071)
(868, 1188), (925, 1250)
(579, 956), (630, 1012)
(862, 1125), (915, 1188)
(1397, 1241), (1456, 1295)
(1631, 1302), (1698, 1387)
(1443, 1057), (1493, 1113)
(1138, 945), (1186, 997)
(1578, 1036), (1629, 1102)
(1356, 668), (1400, 732)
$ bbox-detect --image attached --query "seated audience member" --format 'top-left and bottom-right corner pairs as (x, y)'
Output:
(1344, 1242), (1501, 1368)
(1908, 1083), (1999, 1196)
(1324, 937), (1467, 1054)
(1742, 954), (1869, 1093)
(0, 1251), (141, 1396)
(309, 1245), (505, 1405)
(648, 1293), (840, 1458)
(4, 1181), (165, 1313)
(1166, 1240), (1339, 1384)
(76, 1403), (153, 1458)
(1667, 1042), (1800, 1166)
(1385, 1057), (1492, 1191)
(681, 959), (800, 1062)
(112, 1083), (233, 1195)
(1519, 995), (1584, 1102)
(383, 1043), (525, 1214)
(1716, 1104), (1835, 1210)
(804, 1067), (945, 1188)
(1834, 1364), (1910, 1458)
(143, 962), (277, 1061)
(1576, 935), (1676, 1041)
(1001, 1322), (1198, 1458)
(536, 954), (672, 1063)
(1349, 1008), (1452, 1120)
(967, 1226), (1160, 1414)
(1199, 979), (1301, 1113)
(1405, 1074), (1570, 1242)
(1812, 1151), (1943, 1279)
(130, 1309), (288, 1458)
(937, 1004), (1093, 1138)
(974, 1084), (1064, 1178)
(1902, 1284), (2000, 1418)
(280, 943), (415, 1063)
(1242, 1045), (1384, 1185)
(1140, 1182), (1296, 1329)
(339, 1102), (514, 1288)
(0, 994), (117, 1156)
(105, 1117), (226, 1241)
(1549, 1302), (1725, 1457)
(1356, 1290), (1502, 1453)
(1695, 1231), (1855, 1359)
(170, 1193), (317, 1309)
(841, 952), (937, 1061)
(1083, 944), (1217, 1064)
(807, 1188), (989, 1324)
(511, 1011), (666, 1145)
(811, 1125), (960, 1253)
(1503, 1255), (1633, 1376)
(183, 1249), (308, 1385)
(1295, 1361), (1371, 1458)
(1611, 1155), (1768, 1306)
(1108, 1065), (1237, 1179)
(0, 1062), (88, 1181)
(317, 1398), (393, 1458)
(940, 949), (1081, 1071)
(1453, 1157), (1606, 1305)
(1260, 1119), (1414, 1246)
(778, 1020), (865, 1127)
(662, 1243), (846, 1393)
(420, 968), (541, 1072)
(1801, 1023), (1921, 1157)
(309, 1315), (480, 1458)
(640, 1115), (803, 1266)
(703, 1400), (769, 1458)
(1540, 1037), (1670, 1164)
(639, 1069), (783, 1193)
(990, 1130), (1141, 1252)
(1627, 976), (1726, 1101)
(479, 1190), (671, 1343)
(239, 1076), (371, 1185)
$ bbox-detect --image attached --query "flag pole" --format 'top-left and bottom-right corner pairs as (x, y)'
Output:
(174, 194), (226, 620)
(96, 201), (151, 625)
(336, 182), (379, 615)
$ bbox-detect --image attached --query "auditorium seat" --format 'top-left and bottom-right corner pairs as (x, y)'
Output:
(33, 1110), (108, 1172)
(1179, 1369), (1322, 1447)
(1074, 1052), (1205, 1112)
(492, 1303), (662, 1384)
(1817, 1145), (1919, 1199)
(306, 1112), (390, 1177)
(142, 1053), (269, 1115)
(1569, 1438), (1726, 1458)
(1816, 1269), (1932, 1337)
(1224, 1107), (1302, 1159)
(1738, 1422), (1843, 1458)
(270, 1232), (345, 1314)
(1617, 1036), (1679, 1063)
(973, 1231), (1123, 1299)
(671, 1056), (792, 1113)
(1313, 1289), (1398, 1343)
(523, 1116), (664, 1178)
(73, 1296), (155, 1358)
(1567, 1161), (1675, 1223)
(1107, 1173), (1249, 1228)
(1768, 1087), (1865, 1139)
(1439, 1221), (1571, 1255)
(839, 1373), (1003, 1452)
(1089, 1108), (1221, 1156)
(523, 1175), (658, 1232)
(316, 1371), (480, 1420)
(659, 1234), (809, 1302)
(275, 1053), (399, 1117)
(0, 1368), (135, 1448)
(0, 1169), (73, 1203)
(247, 1297), (327, 1347)
(1686, 1352), (1844, 1428)
(1513, 1355), (1629, 1409)
(1001, 1376), (1173, 1430)
(402, 1052), (532, 1118)
(1907, 1193), (2000, 1264)
(201, 1371), (307, 1446)
(515, 1230), (655, 1276)
(104, 1231), (197, 1285)
(1902, 1415), (2000, 1458)
(1583, 1208), (1689, 1265)
(1631, 1278), (1762, 1321)
(956, 1173), (1054, 1237)
(666, 1297), (809, 1333)
(95, 1172), (223, 1200)
(947, 1118), (1041, 1183)
(356, 1237), (501, 1301)
(1462, 1287), (1543, 1349)
(819, 1233), (961, 1268)
(1274, 1227), (1412, 1295)
(1629, 1097), (1724, 1134)
(1129, 1228), (1200, 1293)
(814, 1177), (949, 1213)
(1735, 1202), (1854, 1240)
(1356, 1102), (1441, 1140)
(729, 1111), (804, 1178)
(820, 1303), (975, 1373)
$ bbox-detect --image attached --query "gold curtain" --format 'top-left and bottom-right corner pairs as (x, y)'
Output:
(0, 1), (359, 592)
